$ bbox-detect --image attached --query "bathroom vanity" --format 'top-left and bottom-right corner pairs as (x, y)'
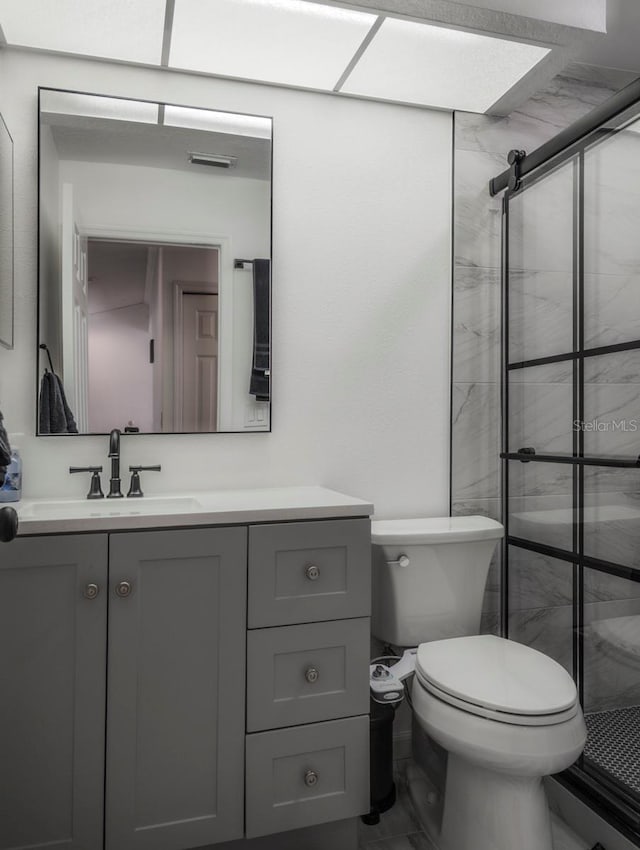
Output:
(0, 487), (372, 850)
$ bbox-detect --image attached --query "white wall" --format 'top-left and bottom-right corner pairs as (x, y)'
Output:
(38, 123), (61, 371)
(59, 159), (270, 258)
(0, 48), (452, 518)
(89, 302), (153, 433)
(87, 244), (153, 433)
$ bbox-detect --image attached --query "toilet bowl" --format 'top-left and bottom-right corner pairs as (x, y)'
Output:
(371, 516), (587, 850)
(412, 635), (586, 850)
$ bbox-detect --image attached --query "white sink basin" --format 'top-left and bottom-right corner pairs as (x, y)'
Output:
(23, 496), (202, 519)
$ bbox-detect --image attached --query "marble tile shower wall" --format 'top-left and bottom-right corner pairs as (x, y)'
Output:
(451, 64), (637, 645)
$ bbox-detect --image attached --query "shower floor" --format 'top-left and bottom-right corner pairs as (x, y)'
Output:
(584, 706), (640, 796)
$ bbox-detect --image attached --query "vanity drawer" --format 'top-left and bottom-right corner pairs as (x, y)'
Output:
(248, 518), (371, 627)
(245, 715), (369, 838)
(246, 617), (370, 732)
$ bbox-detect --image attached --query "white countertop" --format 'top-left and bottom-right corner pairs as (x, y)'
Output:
(14, 486), (373, 535)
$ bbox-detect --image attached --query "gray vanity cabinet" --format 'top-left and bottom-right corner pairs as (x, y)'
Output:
(105, 526), (247, 850)
(0, 526), (246, 850)
(0, 534), (108, 850)
(1, 510), (369, 850)
(245, 518), (371, 839)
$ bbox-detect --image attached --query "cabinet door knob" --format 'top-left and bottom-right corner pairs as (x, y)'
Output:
(305, 564), (320, 581)
(305, 666), (319, 684)
(115, 580), (133, 598)
(304, 769), (318, 787)
(83, 582), (99, 600)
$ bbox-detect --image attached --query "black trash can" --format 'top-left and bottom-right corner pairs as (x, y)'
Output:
(361, 696), (396, 825)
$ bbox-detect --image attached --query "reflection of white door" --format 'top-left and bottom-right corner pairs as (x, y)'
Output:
(61, 183), (89, 432)
(180, 293), (218, 432)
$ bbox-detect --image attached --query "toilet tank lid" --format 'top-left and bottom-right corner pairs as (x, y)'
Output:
(371, 516), (504, 545)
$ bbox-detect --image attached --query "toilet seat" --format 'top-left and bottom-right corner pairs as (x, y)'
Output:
(415, 634), (579, 727)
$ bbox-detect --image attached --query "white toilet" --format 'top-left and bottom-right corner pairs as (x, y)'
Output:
(371, 516), (587, 850)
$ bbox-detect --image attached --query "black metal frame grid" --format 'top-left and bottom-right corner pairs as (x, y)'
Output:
(501, 122), (640, 841)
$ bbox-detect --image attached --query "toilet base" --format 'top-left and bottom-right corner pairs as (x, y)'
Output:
(405, 760), (442, 846)
(439, 754), (553, 850)
(406, 754), (554, 850)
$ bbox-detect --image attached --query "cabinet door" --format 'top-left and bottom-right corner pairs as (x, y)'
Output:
(105, 526), (247, 850)
(0, 534), (108, 850)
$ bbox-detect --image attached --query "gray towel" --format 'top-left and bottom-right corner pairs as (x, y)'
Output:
(249, 258), (271, 402)
(0, 410), (11, 478)
(39, 370), (78, 434)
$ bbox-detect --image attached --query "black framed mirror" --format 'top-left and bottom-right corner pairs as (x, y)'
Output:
(38, 88), (272, 435)
(0, 110), (14, 350)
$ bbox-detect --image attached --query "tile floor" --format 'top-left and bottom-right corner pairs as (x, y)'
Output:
(357, 760), (437, 850)
(357, 760), (589, 850)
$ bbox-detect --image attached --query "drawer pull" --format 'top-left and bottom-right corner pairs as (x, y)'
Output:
(304, 769), (318, 787)
(305, 666), (319, 684)
(305, 564), (320, 581)
(115, 580), (133, 598)
(83, 582), (99, 600)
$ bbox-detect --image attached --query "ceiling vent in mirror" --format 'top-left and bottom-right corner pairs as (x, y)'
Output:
(188, 152), (237, 168)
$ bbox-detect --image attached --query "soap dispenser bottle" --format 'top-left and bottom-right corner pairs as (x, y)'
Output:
(0, 447), (22, 502)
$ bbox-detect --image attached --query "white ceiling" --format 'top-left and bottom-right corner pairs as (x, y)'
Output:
(0, 0), (564, 114)
(576, 0), (640, 73)
(46, 119), (272, 180)
(40, 90), (273, 180)
(0, 0), (633, 115)
(341, 16), (548, 112)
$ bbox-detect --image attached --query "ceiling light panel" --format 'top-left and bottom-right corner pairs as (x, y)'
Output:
(41, 91), (160, 125)
(0, 0), (166, 64)
(341, 17), (550, 113)
(170, 0), (377, 89)
(164, 106), (272, 139)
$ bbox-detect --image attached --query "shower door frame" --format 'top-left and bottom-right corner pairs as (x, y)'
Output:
(501, 130), (640, 843)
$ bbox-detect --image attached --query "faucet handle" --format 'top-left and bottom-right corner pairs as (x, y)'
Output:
(69, 466), (104, 499)
(127, 465), (161, 498)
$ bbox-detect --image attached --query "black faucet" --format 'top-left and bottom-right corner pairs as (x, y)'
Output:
(107, 429), (123, 498)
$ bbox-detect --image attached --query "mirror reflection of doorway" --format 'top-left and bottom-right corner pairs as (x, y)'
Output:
(86, 239), (219, 433)
(175, 289), (218, 433)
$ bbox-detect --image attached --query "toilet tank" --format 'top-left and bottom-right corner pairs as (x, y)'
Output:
(371, 516), (504, 647)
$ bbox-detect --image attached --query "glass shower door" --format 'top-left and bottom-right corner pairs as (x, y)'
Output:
(578, 113), (640, 819)
(502, 116), (640, 837)
(503, 156), (578, 683)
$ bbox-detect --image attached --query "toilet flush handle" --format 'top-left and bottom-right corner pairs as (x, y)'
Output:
(387, 554), (410, 568)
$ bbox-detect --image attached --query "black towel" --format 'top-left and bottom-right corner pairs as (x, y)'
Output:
(39, 370), (78, 434)
(249, 258), (271, 402)
(0, 410), (11, 478)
